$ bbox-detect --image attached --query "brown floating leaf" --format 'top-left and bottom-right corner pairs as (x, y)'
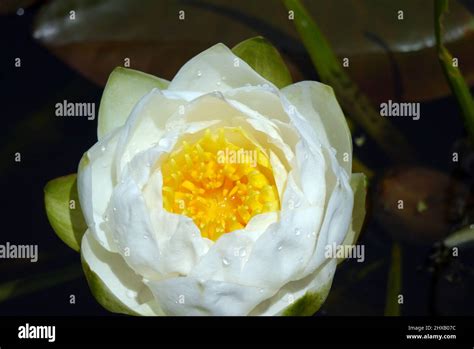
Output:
(47, 41), (210, 86)
(374, 166), (470, 244)
(32, 0), (474, 102)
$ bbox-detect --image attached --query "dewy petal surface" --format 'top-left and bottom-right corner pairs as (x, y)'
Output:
(169, 43), (275, 93)
(76, 43), (358, 316)
(282, 81), (353, 175)
(250, 258), (337, 316)
(78, 129), (120, 252)
(81, 230), (163, 315)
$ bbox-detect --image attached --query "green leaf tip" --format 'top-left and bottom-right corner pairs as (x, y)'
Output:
(232, 36), (293, 89)
(98, 67), (170, 140)
(80, 254), (139, 316)
(44, 173), (87, 252)
(351, 173), (368, 240)
(282, 283), (331, 316)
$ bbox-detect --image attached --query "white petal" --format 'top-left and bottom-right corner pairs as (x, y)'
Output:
(77, 129), (120, 252)
(269, 150), (287, 202)
(339, 173), (367, 263)
(282, 81), (353, 175)
(109, 117), (219, 279)
(166, 91), (242, 125)
(163, 91), (295, 175)
(303, 148), (354, 274)
(227, 98), (294, 165)
(250, 259), (337, 316)
(165, 92), (296, 173)
(143, 169), (211, 276)
(236, 204), (322, 290)
(108, 175), (162, 279)
(81, 230), (163, 315)
(224, 86), (290, 124)
(188, 213), (277, 284)
(294, 139), (326, 207)
(224, 87), (301, 155)
(168, 43), (274, 93)
(113, 89), (187, 179)
(143, 123), (331, 312)
(189, 169), (324, 293)
(147, 276), (271, 316)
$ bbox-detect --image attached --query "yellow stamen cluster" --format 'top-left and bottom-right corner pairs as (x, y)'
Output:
(161, 128), (280, 241)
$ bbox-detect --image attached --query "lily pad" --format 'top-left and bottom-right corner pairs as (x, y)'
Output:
(33, 0), (474, 102)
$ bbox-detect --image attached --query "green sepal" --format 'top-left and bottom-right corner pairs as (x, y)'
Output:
(44, 173), (87, 252)
(232, 36), (293, 89)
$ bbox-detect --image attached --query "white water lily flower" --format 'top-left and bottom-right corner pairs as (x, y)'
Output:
(73, 42), (365, 316)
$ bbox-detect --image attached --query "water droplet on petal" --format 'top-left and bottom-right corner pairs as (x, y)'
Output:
(143, 234), (149, 240)
(277, 245), (283, 251)
(197, 70), (202, 77)
(259, 288), (264, 293)
(101, 145), (106, 152)
(295, 228), (301, 236)
(158, 138), (171, 148)
(126, 290), (136, 298)
(113, 207), (117, 212)
(222, 257), (230, 266)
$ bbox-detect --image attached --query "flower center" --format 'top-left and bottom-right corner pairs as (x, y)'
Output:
(161, 128), (280, 241)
